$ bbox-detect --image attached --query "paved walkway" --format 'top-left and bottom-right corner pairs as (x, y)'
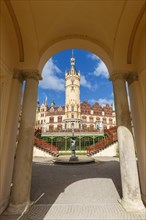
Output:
(1, 156), (146, 220)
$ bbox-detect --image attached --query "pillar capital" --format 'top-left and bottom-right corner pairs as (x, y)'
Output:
(127, 72), (138, 85)
(23, 70), (42, 81)
(110, 72), (128, 81)
(14, 69), (42, 81)
(110, 71), (138, 84)
(13, 70), (24, 83)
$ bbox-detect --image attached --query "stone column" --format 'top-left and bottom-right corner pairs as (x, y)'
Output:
(111, 73), (145, 212)
(8, 70), (41, 214)
(0, 70), (12, 156)
(0, 71), (23, 214)
(127, 73), (146, 205)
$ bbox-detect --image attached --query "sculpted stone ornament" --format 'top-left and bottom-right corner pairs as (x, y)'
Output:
(110, 71), (138, 85)
(13, 69), (42, 82)
(70, 138), (78, 160)
(127, 72), (138, 85)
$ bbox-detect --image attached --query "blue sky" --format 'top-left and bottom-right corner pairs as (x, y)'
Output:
(38, 49), (114, 107)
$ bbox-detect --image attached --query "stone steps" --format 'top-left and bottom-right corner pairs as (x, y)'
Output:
(87, 127), (118, 156)
(34, 137), (59, 157)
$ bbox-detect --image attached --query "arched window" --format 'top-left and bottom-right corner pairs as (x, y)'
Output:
(103, 118), (106, 123)
(71, 123), (74, 129)
(50, 117), (54, 123)
(49, 125), (54, 130)
(89, 117), (94, 122)
(58, 116), (62, 122)
(82, 116), (87, 122)
(82, 124), (87, 130)
(96, 117), (100, 121)
(109, 118), (113, 124)
(90, 124), (94, 129)
(57, 124), (62, 130)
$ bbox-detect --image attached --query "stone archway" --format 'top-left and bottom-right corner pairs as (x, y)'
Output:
(1, 0), (145, 215)
(7, 38), (144, 213)
(38, 41), (145, 212)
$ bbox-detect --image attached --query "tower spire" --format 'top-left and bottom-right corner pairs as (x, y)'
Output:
(70, 49), (75, 66)
(45, 96), (48, 106)
(72, 49), (74, 58)
(65, 49), (81, 130)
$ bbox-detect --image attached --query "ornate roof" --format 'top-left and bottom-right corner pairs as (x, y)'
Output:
(66, 50), (80, 76)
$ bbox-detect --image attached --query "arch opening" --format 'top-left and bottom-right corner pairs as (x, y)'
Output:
(38, 38), (113, 75)
(36, 48), (116, 154)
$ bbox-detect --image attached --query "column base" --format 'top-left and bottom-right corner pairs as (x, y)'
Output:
(141, 193), (146, 206)
(0, 198), (9, 215)
(5, 201), (30, 215)
(119, 198), (146, 212)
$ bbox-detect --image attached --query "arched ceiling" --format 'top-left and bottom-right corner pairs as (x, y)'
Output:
(2, 0), (145, 74)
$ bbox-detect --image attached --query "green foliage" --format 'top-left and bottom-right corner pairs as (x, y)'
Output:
(41, 134), (105, 151)
(59, 151), (86, 156)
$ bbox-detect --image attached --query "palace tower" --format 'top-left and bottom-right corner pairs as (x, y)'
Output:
(64, 51), (81, 129)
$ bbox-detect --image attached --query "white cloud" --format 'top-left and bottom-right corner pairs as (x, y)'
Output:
(80, 75), (92, 89)
(88, 99), (98, 104)
(98, 98), (113, 106)
(92, 61), (109, 78)
(87, 53), (99, 61)
(39, 58), (65, 91)
(89, 98), (114, 107)
(111, 92), (114, 97)
(80, 74), (98, 91)
(88, 53), (109, 79)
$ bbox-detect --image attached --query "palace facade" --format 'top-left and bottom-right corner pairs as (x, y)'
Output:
(36, 53), (116, 131)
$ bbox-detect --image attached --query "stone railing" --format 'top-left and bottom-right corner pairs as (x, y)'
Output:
(46, 129), (101, 133)
(86, 127), (117, 156)
(34, 131), (59, 157)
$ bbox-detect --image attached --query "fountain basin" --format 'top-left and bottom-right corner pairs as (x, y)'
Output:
(53, 156), (95, 164)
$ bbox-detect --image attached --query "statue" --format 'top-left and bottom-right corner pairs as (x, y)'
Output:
(70, 138), (78, 160)
(70, 138), (76, 150)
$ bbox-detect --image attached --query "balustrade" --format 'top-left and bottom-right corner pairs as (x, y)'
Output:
(34, 137), (59, 157)
(87, 127), (117, 156)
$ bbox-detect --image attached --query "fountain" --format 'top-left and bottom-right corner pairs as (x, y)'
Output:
(53, 124), (95, 164)
(69, 124), (78, 161)
(69, 138), (78, 161)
